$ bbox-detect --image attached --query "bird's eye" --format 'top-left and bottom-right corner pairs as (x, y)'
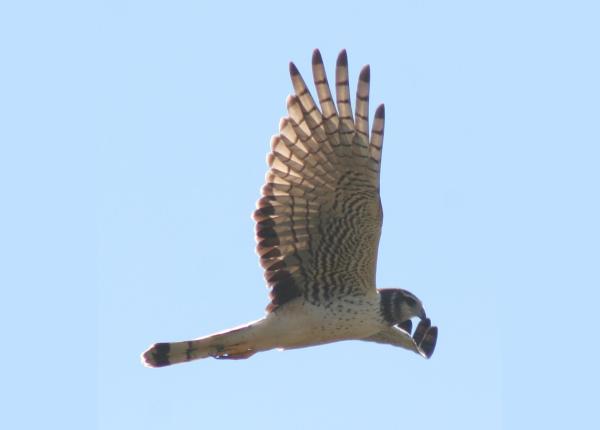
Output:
(406, 297), (416, 307)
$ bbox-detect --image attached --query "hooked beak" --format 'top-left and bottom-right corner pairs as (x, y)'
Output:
(419, 308), (427, 319)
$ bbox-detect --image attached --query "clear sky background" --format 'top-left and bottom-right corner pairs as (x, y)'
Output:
(2, 1), (599, 429)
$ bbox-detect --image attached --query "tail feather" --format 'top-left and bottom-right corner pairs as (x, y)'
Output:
(141, 320), (265, 368)
(142, 339), (211, 367)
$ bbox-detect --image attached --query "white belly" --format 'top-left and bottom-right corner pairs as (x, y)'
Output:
(253, 296), (385, 350)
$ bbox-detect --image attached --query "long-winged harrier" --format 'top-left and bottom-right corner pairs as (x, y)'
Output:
(142, 50), (438, 367)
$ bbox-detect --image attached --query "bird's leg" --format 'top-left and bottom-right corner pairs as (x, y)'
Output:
(212, 341), (257, 360)
(213, 349), (257, 360)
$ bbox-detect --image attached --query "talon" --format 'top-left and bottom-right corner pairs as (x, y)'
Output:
(215, 350), (256, 360)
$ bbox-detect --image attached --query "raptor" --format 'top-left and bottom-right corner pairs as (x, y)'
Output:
(142, 49), (438, 367)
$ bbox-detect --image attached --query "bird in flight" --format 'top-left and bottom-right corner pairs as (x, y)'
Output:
(142, 49), (438, 367)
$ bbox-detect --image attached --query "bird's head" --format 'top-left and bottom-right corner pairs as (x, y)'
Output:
(397, 289), (427, 321)
(380, 288), (427, 327)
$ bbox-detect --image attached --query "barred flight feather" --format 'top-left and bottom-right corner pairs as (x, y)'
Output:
(255, 49), (386, 311)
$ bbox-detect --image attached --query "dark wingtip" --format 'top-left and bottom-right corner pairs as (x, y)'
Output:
(289, 61), (299, 77)
(421, 326), (438, 359)
(359, 65), (370, 83)
(337, 49), (348, 67)
(312, 49), (322, 65)
(375, 104), (385, 118)
(413, 318), (431, 345)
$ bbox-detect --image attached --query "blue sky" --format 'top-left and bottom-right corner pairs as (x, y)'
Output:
(2, 1), (599, 429)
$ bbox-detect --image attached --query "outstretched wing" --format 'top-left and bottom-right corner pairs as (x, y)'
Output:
(362, 319), (438, 359)
(254, 50), (386, 312)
